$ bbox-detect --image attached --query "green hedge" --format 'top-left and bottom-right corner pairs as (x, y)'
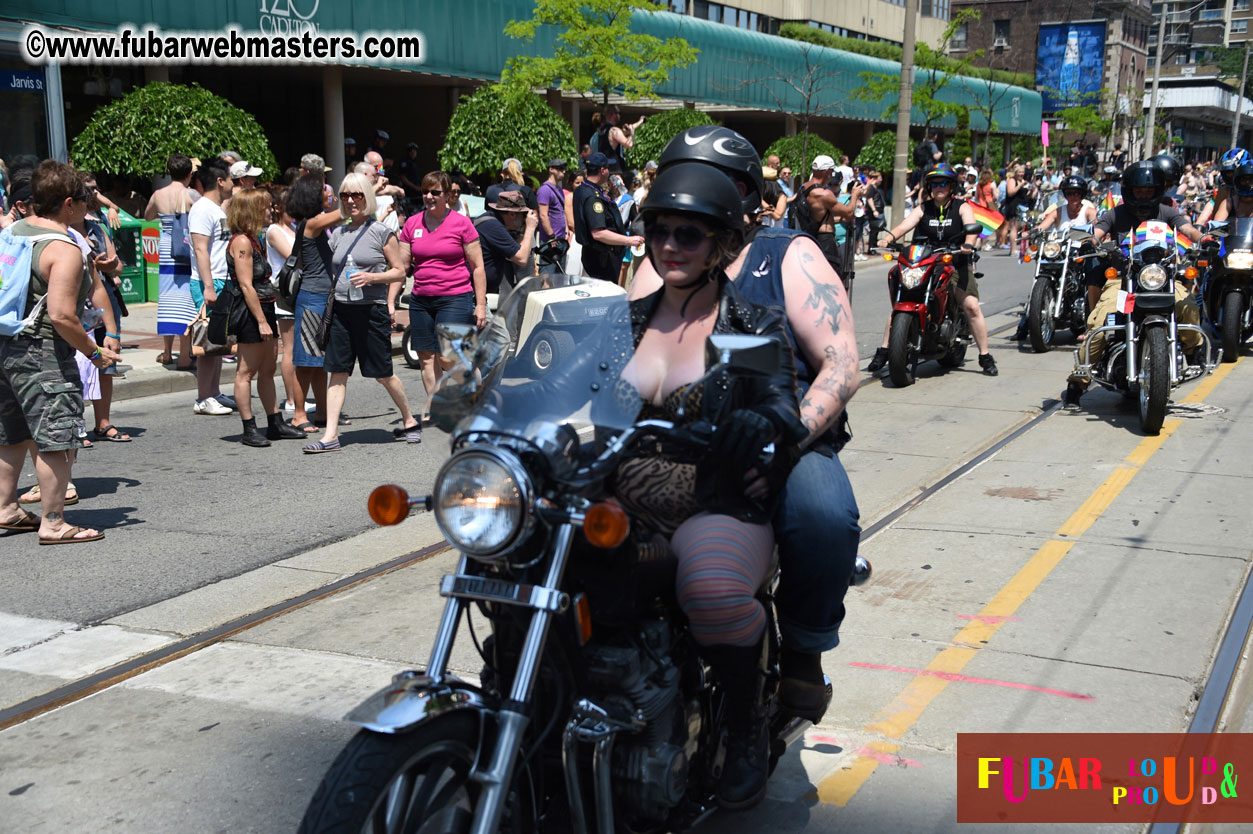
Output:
(780, 23), (1034, 89)
(439, 86), (577, 178)
(854, 131), (915, 173)
(763, 135), (843, 179)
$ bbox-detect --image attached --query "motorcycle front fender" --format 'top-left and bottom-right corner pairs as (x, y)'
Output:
(346, 672), (491, 735)
(892, 301), (928, 329)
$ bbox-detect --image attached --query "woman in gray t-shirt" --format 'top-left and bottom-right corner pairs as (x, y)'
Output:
(303, 173), (422, 453)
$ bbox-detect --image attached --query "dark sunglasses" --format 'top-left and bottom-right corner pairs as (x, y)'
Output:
(421, 189), (444, 196)
(340, 191), (366, 201)
(1062, 190), (1084, 198)
(70, 192), (89, 203)
(645, 222), (715, 251)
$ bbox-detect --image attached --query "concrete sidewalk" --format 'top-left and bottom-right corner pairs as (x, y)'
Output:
(109, 302), (410, 403)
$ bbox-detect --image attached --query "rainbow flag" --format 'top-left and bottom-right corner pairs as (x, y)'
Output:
(1099, 190), (1120, 212)
(968, 202), (1004, 238)
(1177, 235), (1192, 258)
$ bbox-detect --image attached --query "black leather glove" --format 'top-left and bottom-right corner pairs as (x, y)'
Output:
(708, 408), (778, 479)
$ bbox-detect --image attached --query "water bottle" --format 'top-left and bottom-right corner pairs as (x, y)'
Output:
(345, 255), (364, 301)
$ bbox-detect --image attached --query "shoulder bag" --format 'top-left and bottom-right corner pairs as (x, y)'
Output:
(314, 220), (373, 350)
(169, 190), (192, 264)
(274, 221), (305, 307)
(207, 235), (262, 345)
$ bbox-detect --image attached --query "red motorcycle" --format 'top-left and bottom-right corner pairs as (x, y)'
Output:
(875, 227), (982, 387)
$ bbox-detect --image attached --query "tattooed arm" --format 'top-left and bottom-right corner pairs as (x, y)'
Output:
(781, 236), (859, 445)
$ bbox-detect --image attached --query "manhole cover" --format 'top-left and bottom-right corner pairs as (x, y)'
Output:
(1167, 402), (1226, 418)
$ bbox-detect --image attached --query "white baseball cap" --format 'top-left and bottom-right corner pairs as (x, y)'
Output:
(812, 155), (836, 171)
(229, 160), (263, 179)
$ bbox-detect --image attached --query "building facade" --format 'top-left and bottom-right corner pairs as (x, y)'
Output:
(664, 0), (952, 47)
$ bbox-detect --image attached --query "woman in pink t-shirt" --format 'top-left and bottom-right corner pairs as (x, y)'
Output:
(394, 171), (487, 417)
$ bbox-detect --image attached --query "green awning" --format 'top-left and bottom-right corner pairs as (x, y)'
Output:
(1, 0), (1041, 134)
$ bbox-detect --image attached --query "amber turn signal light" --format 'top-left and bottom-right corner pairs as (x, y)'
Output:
(1105, 267), (1119, 280)
(1184, 267), (1199, 281)
(941, 253), (953, 264)
(1197, 259), (1209, 268)
(584, 501), (630, 549)
(1023, 254), (1033, 263)
(369, 484), (411, 526)
(573, 592), (593, 645)
(882, 253), (893, 261)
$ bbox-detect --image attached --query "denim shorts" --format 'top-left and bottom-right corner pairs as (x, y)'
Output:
(409, 292), (475, 353)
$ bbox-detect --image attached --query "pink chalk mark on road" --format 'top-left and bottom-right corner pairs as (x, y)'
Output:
(956, 614), (1020, 623)
(807, 733), (922, 768)
(849, 662), (1096, 701)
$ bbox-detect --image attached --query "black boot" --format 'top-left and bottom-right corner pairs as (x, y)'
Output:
(705, 642), (770, 811)
(240, 417), (271, 447)
(778, 648), (830, 724)
(866, 346), (889, 375)
(266, 412), (305, 440)
(979, 352), (998, 376)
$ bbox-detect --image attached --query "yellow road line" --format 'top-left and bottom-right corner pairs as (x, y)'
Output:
(817, 359), (1239, 807)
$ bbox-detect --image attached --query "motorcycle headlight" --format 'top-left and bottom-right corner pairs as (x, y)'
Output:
(901, 266), (926, 289)
(1138, 264), (1169, 292)
(1226, 251), (1253, 270)
(433, 449), (531, 559)
(1041, 240), (1063, 260)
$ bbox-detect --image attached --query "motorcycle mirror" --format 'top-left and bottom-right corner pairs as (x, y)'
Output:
(1069, 227), (1092, 243)
(705, 334), (780, 377)
(962, 223), (982, 236)
(437, 322), (478, 364)
(1206, 221), (1229, 237)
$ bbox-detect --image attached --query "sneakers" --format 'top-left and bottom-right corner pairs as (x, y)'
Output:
(1063, 382), (1084, 410)
(866, 346), (890, 375)
(194, 397), (233, 415)
(979, 353), (999, 376)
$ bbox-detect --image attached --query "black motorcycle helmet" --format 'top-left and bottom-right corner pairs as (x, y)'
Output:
(1235, 161), (1253, 198)
(1121, 161), (1165, 220)
(642, 162), (745, 275)
(1149, 154), (1183, 188)
(1061, 175), (1087, 196)
(657, 126), (764, 217)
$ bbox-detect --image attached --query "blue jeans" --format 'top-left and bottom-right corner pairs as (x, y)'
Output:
(773, 449), (861, 653)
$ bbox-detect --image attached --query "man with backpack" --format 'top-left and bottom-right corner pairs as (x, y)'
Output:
(0, 160), (119, 544)
(914, 129), (943, 181)
(791, 155), (863, 296)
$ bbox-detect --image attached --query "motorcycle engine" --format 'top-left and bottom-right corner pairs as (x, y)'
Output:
(582, 619), (696, 821)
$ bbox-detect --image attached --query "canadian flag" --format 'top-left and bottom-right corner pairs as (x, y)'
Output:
(1117, 290), (1135, 314)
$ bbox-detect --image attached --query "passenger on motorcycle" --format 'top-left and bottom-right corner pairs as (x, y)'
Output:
(1212, 161), (1253, 222)
(1063, 160), (1204, 408)
(619, 161), (808, 810)
(1035, 175), (1098, 234)
(1198, 148), (1249, 225)
(868, 163), (998, 376)
(627, 127), (862, 731)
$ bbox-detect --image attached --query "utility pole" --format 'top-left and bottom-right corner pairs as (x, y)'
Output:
(892, 0), (918, 226)
(1144, 1), (1169, 158)
(1232, 39), (1251, 148)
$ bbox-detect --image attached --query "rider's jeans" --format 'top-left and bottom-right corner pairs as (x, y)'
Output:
(773, 449), (861, 654)
(1072, 279), (1201, 382)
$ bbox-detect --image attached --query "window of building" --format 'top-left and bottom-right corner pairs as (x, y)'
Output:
(1236, 0), (1251, 11)
(950, 22), (968, 50)
(993, 19), (1011, 44)
(669, 0), (686, 13)
(1234, 19), (1250, 32)
(1199, 8), (1223, 19)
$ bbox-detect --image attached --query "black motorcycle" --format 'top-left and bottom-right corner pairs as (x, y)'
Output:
(1072, 224), (1216, 435)
(1023, 225), (1088, 353)
(298, 275), (869, 834)
(1199, 218), (1253, 363)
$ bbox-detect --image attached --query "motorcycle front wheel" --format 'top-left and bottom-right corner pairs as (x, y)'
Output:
(1138, 328), (1170, 436)
(1221, 290), (1244, 363)
(888, 313), (918, 387)
(298, 712), (534, 834)
(1027, 278), (1055, 353)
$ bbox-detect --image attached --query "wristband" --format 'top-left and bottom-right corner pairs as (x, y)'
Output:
(105, 332), (121, 339)
(91, 347), (102, 360)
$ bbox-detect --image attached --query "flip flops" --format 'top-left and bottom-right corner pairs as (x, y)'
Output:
(0, 510), (40, 533)
(302, 439), (341, 454)
(93, 424), (132, 442)
(39, 525), (106, 545)
(18, 484), (78, 506)
(289, 421), (318, 433)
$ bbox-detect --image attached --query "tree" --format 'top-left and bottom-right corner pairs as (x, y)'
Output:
(1056, 101), (1114, 147)
(852, 9), (983, 132)
(964, 39), (1017, 166)
(855, 131), (915, 173)
(499, 0), (698, 106)
(71, 82), (277, 179)
(950, 107), (973, 163)
(627, 109), (718, 168)
(763, 135), (843, 180)
(438, 87), (577, 178)
(722, 40), (855, 182)
(1213, 44), (1253, 99)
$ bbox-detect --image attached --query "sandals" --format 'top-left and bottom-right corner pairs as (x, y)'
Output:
(393, 423), (422, 444)
(39, 525), (106, 545)
(302, 439), (341, 454)
(0, 510), (40, 533)
(289, 421), (318, 433)
(18, 484), (78, 506)
(93, 424), (132, 442)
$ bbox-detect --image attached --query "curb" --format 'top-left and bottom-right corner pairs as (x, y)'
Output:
(112, 339), (406, 403)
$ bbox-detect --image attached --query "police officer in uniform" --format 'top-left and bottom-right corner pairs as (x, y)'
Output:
(573, 152), (643, 281)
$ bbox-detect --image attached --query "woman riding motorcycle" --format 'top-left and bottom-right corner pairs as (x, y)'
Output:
(480, 161), (808, 811)
(1212, 161), (1253, 222)
(1036, 175), (1098, 233)
(1197, 148), (1248, 226)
